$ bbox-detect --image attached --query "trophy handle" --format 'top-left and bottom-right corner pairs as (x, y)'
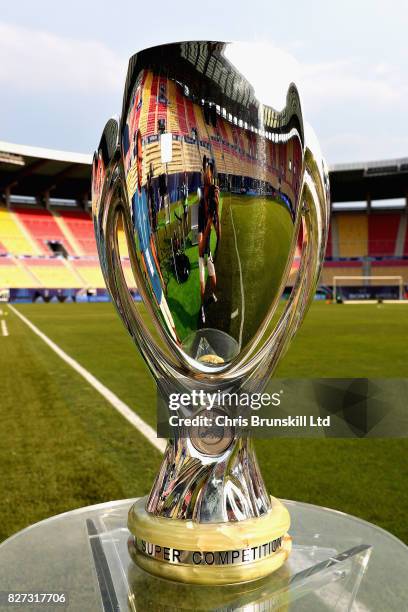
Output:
(92, 119), (183, 383)
(240, 142), (330, 384)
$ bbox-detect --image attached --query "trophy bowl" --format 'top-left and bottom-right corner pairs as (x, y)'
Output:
(92, 41), (330, 585)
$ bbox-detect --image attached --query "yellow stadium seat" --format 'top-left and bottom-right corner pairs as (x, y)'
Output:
(0, 208), (39, 256)
(69, 262), (105, 287)
(371, 266), (408, 284)
(25, 260), (80, 288)
(337, 214), (368, 258)
(320, 266), (363, 286)
(138, 71), (153, 136)
(167, 80), (180, 134)
(193, 103), (209, 140)
(0, 258), (39, 288)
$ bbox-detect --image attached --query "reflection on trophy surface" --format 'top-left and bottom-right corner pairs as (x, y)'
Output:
(92, 41), (329, 585)
(119, 54), (302, 353)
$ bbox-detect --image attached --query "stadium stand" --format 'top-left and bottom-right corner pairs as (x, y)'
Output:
(0, 207), (39, 256)
(58, 210), (97, 256)
(336, 213), (368, 258)
(146, 75), (159, 137)
(325, 223), (333, 258)
(0, 84), (407, 300)
(14, 207), (75, 255)
(0, 205), (131, 293)
(70, 259), (105, 287)
(0, 256), (39, 288)
(24, 257), (80, 288)
(371, 259), (408, 278)
(368, 212), (401, 256)
(320, 261), (363, 286)
(175, 86), (188, 135)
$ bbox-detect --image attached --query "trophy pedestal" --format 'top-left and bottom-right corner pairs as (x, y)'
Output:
(2, 497), (404, 611)
(127, 496), (291, 584)
(0, 499), (408, 612)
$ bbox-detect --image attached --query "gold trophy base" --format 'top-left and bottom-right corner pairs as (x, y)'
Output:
(128, 496), (291, 585)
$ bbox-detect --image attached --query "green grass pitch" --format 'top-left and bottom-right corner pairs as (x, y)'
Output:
(0, 301), (407, 545)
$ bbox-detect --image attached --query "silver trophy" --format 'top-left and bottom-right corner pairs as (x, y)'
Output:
(92, 41), (329, 585)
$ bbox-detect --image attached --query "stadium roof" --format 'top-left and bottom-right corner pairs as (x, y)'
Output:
(0, 140), (92, 204)
(330, 157), (408, 173)
(329, 156), (408, 204)
(0, 140), (407, 209)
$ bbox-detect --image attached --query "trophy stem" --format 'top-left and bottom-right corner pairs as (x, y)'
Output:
(126, 381), (292, 584)
(145, 435), (272, 522)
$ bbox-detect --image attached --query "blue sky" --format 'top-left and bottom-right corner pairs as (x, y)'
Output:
(0, 0), (407, 163)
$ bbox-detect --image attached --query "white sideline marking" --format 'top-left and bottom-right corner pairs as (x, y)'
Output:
(1, 320), (8, 336)
(229, 206), (245, 350)
(8, 305), (166, 454)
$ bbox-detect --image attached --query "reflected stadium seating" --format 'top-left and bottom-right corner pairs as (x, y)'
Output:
(133, 71), (298, 204)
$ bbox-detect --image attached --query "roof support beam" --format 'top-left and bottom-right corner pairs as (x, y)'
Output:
(39, 163), (78, 195)
(4, 187), (11, 208)
(77, 191), (89, 211)
(367, 192), (371, 213)
(43, 190), (50, 210)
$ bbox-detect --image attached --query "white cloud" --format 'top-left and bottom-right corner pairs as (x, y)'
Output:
(302, 60), (400, 110)
(224, 41), (403, 115)
(0, 22), (127, 93)
(1, 28), (402, 113)
(323, 131), (408, 164)
(0, 29), (405, 163)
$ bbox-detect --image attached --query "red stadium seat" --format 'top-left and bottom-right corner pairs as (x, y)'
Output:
(14, 208), (76, 255)
(58, 210), (97, 256)
(176, 88), (188, 135)
(404, 225), (408, 256)
(185, 98), (197, 132)
(368, 212), (400, 256)
(325, 223), (333, 258)
(146, 76), (159, 136)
